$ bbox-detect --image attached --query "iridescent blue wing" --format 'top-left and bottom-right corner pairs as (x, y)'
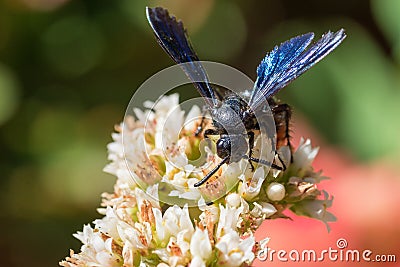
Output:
(146, 7), (220, 107)
(248, 33), (314, 105)
(249, 29), (346, 110)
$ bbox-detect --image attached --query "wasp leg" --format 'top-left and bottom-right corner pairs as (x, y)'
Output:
(194, 156), (230, 187)
(204, 128), (219, 138)
(272, 103), (293, 162)
(194, 108), (210, 136)
(247, 131), (255, 171)
(275, 151), (287, 171)
(242, 155), (283, 171)
(194, 115), (206, 136)
(201, 128), (219, 155)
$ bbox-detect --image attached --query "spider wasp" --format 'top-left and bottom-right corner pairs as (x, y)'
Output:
(146, 7), (345, 187)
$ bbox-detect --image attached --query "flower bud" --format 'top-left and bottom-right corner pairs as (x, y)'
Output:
(267, 182), (285, 201)
(226, 193), (241, 208)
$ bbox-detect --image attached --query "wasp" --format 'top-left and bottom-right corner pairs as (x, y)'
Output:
(146, 7), (345, 187)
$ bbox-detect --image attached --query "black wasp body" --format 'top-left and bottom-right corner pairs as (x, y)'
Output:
(208, 94), (254, 162)
(146, 7), (346, 187)
(198, 92), (289, 187)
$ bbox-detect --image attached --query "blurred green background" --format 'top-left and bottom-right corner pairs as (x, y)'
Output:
(0, 0), (399, 266)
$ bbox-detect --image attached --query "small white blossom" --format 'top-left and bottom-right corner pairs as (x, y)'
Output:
(190, 228), (212, 262)
(225, 193), (241, 208)
(238, 166), (266, 200)
(215, 231), (255, 267)
(71, 224), (121, 267)
(190, 256), (206, 267)
(216, 204), (243, 238)
(290, 191), (336, 232)
(93, 207), (120, 241)
(152, 205), (195, 247)
(61, 94), (335, 267)
(250, 202), (277, 218)
(199, 201), (219, 224)
(292, 138), (319, 174)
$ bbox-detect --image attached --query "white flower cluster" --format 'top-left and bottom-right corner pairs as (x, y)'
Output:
(60, 94), (335, 267)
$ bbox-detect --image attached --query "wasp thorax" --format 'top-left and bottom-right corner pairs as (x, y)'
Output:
(211, 104), (243, 133)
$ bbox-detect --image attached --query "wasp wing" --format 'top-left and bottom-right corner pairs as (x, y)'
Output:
(249, 29), (346, 110)
(146, 7), (220, 107)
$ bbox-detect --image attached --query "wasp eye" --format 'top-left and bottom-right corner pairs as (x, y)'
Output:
(216, 138), (231, 159)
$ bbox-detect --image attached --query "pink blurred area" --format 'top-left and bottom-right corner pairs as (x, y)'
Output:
(254, 117), (400, 266)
